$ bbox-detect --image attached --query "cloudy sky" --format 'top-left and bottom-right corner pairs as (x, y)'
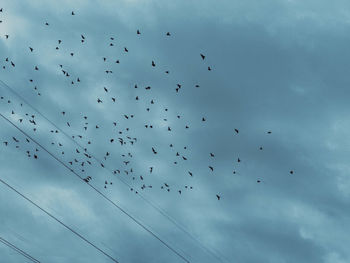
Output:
(1, 0), (350, 262)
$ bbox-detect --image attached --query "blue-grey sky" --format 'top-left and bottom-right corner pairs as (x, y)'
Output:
(1, 0), (350, 262)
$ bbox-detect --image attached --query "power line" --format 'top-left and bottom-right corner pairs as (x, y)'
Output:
(0, 112), (190, 263)
(0, 79), (226, 263)
(0, 178), (120, 263)
(0, 236), (41, 263)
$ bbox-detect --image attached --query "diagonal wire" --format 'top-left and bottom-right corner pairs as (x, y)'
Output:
(0, 236), (41, 263)
(0, 112), (190, 263)
(0, 79), (226, 263)
(0, 178), (119, 263)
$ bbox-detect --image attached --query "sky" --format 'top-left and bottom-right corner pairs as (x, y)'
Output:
(1, 0), (350, 262)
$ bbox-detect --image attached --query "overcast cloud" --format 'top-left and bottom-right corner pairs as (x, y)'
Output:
(1, 0), (350, 263)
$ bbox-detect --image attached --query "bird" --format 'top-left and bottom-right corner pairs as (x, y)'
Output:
(209, 166), (214, 171)
(29, 47), (34, 52)
(234, 129), (239, 134)
(152, 61), (156, 67)
(200, 54), (205, 60)
(72, 11), (75, 15)
(152, 147), (157, 154)
(290, 170), (294, 174)
(137, 29), (141, 34)
(216, 194), (220, 200)
(210, 153), (215, 157)
(166, 32), (171, 36)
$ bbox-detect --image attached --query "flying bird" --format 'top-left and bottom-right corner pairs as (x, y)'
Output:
(152, 147), (157, 154)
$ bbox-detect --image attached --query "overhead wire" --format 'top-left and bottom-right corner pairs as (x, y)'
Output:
(0, 111), (190, 263)
(0, 178), (120, 263)
(0, 236), (41, 263)
(0, 79), (226, 263)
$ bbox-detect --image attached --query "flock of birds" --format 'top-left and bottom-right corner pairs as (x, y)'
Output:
(0, 8), (294, 201)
